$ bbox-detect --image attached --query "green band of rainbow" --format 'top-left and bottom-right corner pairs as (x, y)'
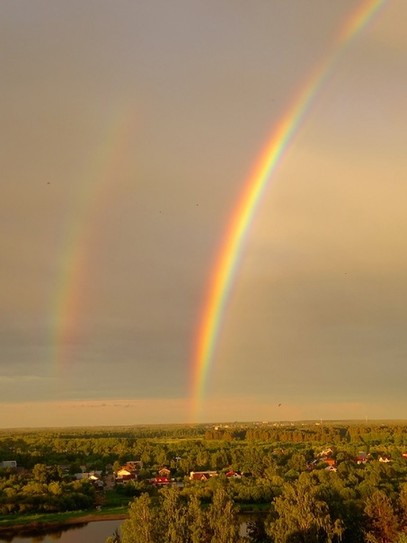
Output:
(190, 0), (385, 420)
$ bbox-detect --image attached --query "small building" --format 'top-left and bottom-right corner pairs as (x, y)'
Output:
(378, 455), (391, 463)
(75, 470), (103, 481)
(189, 471), (218, 481)
(116, 468), (136, 482)
(158, 467), (171, 478)
(115, 461), (140, 483)
(225, 470), (242, 479)
(0, 461), (17, 469)
(152, 476), (170, 486)
(355, 452), (369, 464)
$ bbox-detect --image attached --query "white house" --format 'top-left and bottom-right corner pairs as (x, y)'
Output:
(0, 461), (17, 469)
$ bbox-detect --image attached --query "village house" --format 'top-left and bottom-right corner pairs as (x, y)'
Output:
(0, 461), (17, 469)
(115, 467), (136, 482)
(308, 456), (336, 470)
(148, 467), (172, 486)
(355, 452), (369, 464)
(158, 467), (171, 478)
(75, 470), (103, 481)
(151, 476), (170, 486)
(89, 473), (105, 488)
(225, 470), (242, 479)
(189, 470), (218, 481)
(378, 455), (391, 463)
(114, 460), (142, 483)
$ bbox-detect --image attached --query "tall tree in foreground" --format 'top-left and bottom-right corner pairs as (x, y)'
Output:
(158, 485), (189, 543)
(364, 489), (399, 543)
(109, 486), (242, 543)
(187, 492), (208, 543)
(266, 473), (343, 543)
(120, 493), (158, 543)
(399, 483), (407, 532)
(208, 486), (241, 543)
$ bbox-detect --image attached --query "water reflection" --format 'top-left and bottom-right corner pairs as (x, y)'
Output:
(0, 514), (261, 542)
(0, 520), (120, 543)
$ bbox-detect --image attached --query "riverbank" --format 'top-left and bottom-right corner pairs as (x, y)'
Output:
(0, 509), (128, 537)
(0, 503), (269, 538)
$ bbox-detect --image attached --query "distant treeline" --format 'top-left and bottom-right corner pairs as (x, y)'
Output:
(0, 423), (406, 473)
(205, 424), (407, 444)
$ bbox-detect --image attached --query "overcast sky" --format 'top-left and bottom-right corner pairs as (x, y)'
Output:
(1, 0), (407, 427)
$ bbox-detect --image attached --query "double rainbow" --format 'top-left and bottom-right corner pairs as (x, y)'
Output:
(190, 0), (385, 420)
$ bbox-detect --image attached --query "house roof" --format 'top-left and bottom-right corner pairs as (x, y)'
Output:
(117, 468), (132, 476)
(189, 470), (218, 481)
(154, 477), (170, 484)
(225, 470), (241, 477)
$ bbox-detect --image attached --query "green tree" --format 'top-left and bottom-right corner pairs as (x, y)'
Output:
(364, 490), (399, 543)
(399, 483), (407, 531)
(247, 517), (273, 543)
(186, 493), (208, 543)
(32, 463), (49, 484)
(208, 487), (240, 543)
(48, 481), (63, 496)
(266, 473), (343, 543)
(121, 493), (158, 543)
(158, 486), (189, 543)
(118, 486), (240, 543)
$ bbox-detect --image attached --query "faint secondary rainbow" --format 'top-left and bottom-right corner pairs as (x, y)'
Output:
(50, 106), (136, 377)
(190, 0), (386, 420)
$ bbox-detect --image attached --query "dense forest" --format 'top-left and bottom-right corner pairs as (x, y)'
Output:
(0, 421), (407, 542)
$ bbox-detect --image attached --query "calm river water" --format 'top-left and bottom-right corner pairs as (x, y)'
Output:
(0, 520), (121, 543)
(0, 516), (253, 542)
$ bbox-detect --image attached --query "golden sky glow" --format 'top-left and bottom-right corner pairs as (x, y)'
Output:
(1, 1), (407, 426)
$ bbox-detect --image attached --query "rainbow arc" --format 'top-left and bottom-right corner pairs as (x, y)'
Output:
(190, 0), (385, 421)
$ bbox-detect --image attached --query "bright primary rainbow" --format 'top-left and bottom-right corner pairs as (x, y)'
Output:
(190, 0), (386, 420)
